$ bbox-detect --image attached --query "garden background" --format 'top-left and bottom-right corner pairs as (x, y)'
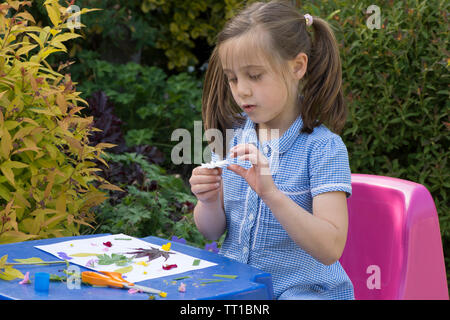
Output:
(0, 0), (448, 286)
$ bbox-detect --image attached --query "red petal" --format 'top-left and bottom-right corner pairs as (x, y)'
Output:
(103, 241), (112, 247)
(162, 264), (178, 270)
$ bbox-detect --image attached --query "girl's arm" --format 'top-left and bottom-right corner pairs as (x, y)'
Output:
(228, 143), (348, 266)
(261, 189), (348, 266)
(193, 183), (226, 241)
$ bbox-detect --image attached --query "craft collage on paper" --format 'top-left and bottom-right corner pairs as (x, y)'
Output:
(35, 234), (217, 283)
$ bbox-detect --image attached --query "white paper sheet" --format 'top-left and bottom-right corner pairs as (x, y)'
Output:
(35, 234), (217, 283)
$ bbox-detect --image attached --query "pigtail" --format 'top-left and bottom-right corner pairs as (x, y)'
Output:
(301, 16), (347, 135)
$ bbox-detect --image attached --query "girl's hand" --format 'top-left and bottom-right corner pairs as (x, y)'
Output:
(227, 143), (277, 199)
(189, 167), (222, 204)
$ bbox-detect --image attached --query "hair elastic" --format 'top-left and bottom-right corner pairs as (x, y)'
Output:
(304, 14), (313, 27)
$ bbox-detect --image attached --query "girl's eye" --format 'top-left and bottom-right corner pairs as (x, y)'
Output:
(228, 74), (261, 82)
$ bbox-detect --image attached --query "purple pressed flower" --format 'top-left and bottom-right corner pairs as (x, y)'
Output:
(204, 242), (219, 253)
(85, 258), (97, 268)
(171, 236), (186, 244)
(57, 252), (73, 260)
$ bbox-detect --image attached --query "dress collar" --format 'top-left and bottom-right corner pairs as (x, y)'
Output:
(240, 113), (304, 154)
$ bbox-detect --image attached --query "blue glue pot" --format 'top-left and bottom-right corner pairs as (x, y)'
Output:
(34, 272), (50, 292)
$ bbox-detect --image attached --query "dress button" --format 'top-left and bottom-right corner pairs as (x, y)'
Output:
(263, 145), (270, 155)
(248, 213), (254, 220)
(243, 246), (248, 253)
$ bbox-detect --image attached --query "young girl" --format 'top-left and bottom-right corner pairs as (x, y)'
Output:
(190, 0), (354, 300)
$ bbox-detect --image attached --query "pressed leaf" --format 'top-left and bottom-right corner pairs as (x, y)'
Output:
(0, 266), (25, 280)
(69, 253), (101, 257)
(113, 265), (133, 274)
(0, 255), (7, 268)
(13, 257), (45, 264)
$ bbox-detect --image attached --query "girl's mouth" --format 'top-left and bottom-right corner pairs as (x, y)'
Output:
(243, 104), (256, 112)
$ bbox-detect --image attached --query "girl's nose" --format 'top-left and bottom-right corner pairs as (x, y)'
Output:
(236, 80), (251, 97)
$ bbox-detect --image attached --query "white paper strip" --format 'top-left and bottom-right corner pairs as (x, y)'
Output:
(200, 159), (231, 169)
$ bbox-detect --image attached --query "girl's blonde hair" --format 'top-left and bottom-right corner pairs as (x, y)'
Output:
(202, 0), (347, 155)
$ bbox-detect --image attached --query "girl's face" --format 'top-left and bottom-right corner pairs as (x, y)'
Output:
(218, 32), (301, 132)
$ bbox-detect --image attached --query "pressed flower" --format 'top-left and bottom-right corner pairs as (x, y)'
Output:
(161, 242), (171, 251)
(128, 288), (141, 294)
(178, 282), (186, 293)
(57, 252), (72, 260)
(19, 272), (31, 285)
(126, 247), (174, 262)
(103, 241), (112, 247)
(85, 258), (97, 268)
(135, 261), (149, 267)
(162, 264), (177, 270)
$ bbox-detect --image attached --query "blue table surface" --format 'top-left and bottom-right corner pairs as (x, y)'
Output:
(0, 234), (273, 300)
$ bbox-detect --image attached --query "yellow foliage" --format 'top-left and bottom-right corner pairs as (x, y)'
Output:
(0, 1), (119, 244)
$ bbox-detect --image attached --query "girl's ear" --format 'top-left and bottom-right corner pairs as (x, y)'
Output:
(290, 52), (308, 80)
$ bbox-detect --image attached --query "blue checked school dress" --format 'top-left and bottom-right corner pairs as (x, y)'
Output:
(211, 112), (355, 300)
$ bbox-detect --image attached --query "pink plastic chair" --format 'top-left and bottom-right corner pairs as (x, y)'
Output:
(340, 174), (448, 300)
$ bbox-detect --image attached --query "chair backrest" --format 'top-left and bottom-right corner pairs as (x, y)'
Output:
(340, 174), (448, 300)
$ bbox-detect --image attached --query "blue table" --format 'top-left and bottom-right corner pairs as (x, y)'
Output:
(0, 234), (273, 300)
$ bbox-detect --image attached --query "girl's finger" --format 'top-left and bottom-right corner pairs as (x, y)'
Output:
(192, 182), (221, 195)
(238, 153), (258, 165)
(227, 164), (247, 178)
(230, 143), (257, 157)
(190, 175), (221, 185)
(196, 187), (221, 201)
(238, 152), (269, 167)
(193, 167), (220, 175)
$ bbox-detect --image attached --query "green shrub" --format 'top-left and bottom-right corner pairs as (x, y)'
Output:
(72, 54), (204, 167)
(0, 0), (118, 243)
(91, 152), (206, 246)
(300, 0), (448, 282)
(48, 0), (256, 71)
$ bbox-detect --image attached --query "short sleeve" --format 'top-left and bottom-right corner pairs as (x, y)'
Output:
(309, 136), (352, 198)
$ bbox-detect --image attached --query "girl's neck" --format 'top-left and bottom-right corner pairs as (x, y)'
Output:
(256, 104), (301, 143)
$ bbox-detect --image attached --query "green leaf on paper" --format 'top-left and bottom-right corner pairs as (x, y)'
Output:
(97, 253), (133, 266)
(192, 259), (200, 266)
(70, 253), (102, 257)
(113, 265), (133, 274)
